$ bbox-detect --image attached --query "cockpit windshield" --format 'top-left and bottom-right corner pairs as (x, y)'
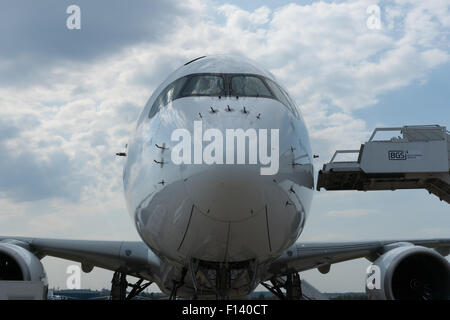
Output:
(180, 75), (225, 96)
(148, 73), (299, 119)
(230, 75), (272, 97)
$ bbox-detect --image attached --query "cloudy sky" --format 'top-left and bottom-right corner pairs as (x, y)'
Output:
(0, 0), (449, 293)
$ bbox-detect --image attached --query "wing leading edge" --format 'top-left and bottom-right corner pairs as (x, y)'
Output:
(266, 238), (450, 278)
(0, 236), (163, 282)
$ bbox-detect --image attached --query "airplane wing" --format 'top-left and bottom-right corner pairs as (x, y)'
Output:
(3, 236), (449, 280)
(266, 238), (450, 277)
(0, 236), (162, 282)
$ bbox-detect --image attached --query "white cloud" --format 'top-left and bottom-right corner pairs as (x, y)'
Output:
(0, 198), (26, 223)
(0, 0), (448, 221)
(218, 4), (271, 29)
(418, 227), (450, 238)
(0, 0), (447, 226)
(301, 232), (357, 242)
(327, 209), (377, 218)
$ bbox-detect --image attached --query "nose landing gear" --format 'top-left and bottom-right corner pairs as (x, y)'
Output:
(261, 272), (304, 300)
(169, 268), (188, 300)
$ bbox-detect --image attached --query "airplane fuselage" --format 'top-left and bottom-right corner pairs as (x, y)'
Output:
(123, 55), (314, 297)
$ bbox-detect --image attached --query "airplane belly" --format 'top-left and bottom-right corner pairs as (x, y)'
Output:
(134, 173), (311, 264)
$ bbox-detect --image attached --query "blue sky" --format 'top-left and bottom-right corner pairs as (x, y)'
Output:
(0, 0), (449, 293)
(355, 62), (450, 127)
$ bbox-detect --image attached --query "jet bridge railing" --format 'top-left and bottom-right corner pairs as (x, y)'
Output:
(368, 127), (403, 141)
(317, 125), (450, 204)
(329, 150), (360, 163)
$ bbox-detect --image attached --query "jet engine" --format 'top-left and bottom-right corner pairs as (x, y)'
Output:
(366, 244), (450, 300)
(0, 241), (48, 299)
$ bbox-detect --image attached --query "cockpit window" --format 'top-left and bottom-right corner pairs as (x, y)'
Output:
(180, 75), (225, 96)
(265, 79), (298, 117)
(147, 73), (299, 120)
(281, 88), (300, 118)
(265, 79), (291, 108)
(148, 77), (188, 118)
(230, 76), (272, 97)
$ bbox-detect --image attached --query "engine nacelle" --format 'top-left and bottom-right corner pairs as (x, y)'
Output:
(0, 242), (48, 299)
(366, 243), (450, 300)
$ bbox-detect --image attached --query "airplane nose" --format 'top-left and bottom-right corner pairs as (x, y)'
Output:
(183, 165), (266, 222)
(134, 98), (313, 263)
(176, 162), (309, 262)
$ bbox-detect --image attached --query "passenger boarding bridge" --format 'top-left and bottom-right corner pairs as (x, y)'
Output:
(317, 125), (450, 204)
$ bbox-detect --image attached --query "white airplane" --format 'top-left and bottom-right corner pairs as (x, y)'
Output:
(1, 55), (449, 300)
